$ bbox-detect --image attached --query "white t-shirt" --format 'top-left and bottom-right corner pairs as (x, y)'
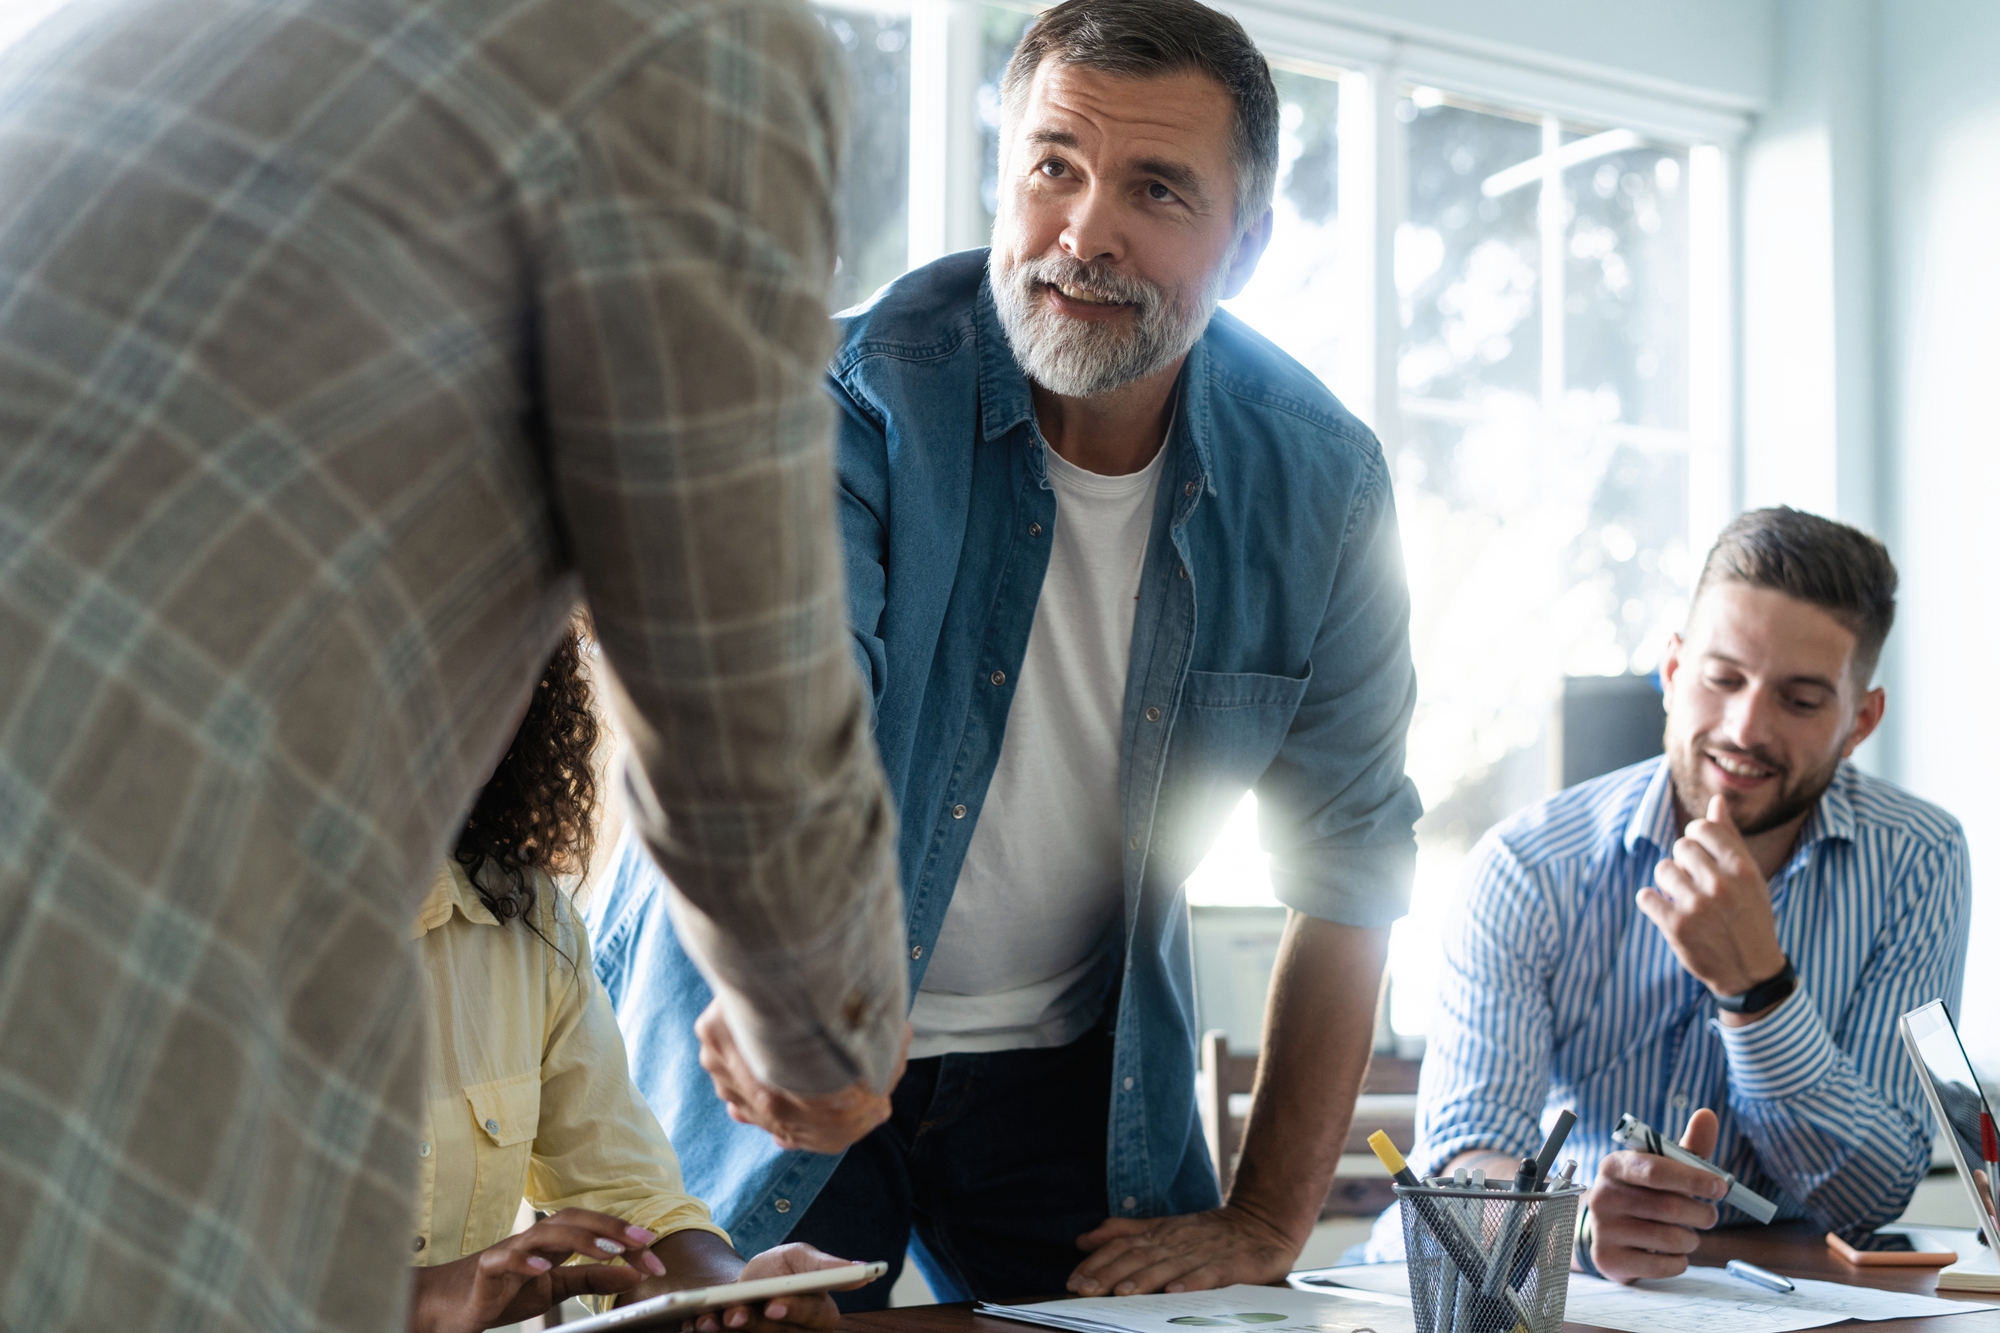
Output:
(908, 439), (1166, 1058)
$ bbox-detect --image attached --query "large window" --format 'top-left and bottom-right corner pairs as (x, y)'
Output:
(811, 2), (1734, 1047)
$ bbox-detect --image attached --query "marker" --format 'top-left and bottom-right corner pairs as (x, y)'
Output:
(1980, 1113), (2000, 1234)
(1613, 1113), (1778, 1224)
(1532, 1110), (1578, 1190)
(1726, 1260), (1794, 1294)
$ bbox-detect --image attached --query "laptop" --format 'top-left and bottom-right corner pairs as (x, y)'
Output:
(1900, 1000), (2000, 1290)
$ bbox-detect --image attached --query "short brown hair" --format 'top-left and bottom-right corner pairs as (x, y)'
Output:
(999, 0), (1279, 228)
(1693, 507), (1898, 685)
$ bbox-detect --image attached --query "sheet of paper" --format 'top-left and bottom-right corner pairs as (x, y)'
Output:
(1289, 1266), (1411, 1300)
(1290, 1259), (2000, 1333)
(980, 1282), (1416, 1333)
(1563, 1271), (1999, 1333)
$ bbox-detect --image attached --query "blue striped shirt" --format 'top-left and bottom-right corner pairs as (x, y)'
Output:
(1413, 757), (1969, 1233)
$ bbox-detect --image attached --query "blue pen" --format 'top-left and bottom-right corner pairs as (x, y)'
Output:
(1726, 1259), (1795, 1293)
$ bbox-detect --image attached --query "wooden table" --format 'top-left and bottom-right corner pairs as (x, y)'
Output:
(841, 1224), (2000, 1333)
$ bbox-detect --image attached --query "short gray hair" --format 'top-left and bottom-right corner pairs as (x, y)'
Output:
(999, 0), (1280, 229)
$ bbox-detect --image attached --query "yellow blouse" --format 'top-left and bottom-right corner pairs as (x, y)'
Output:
(409, 861), (727, 1266)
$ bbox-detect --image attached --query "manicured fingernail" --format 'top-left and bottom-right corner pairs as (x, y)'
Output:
(627, 1225), (658, 1244)
(1116, 1283), (1135, 1295)
(768, 1303), (788, 1319)
(528, 1256), (553, 1272)
(727, 1310), (748, 1327)
(595, 1238), (626, 1255)
(643, 1251), (667, 1276)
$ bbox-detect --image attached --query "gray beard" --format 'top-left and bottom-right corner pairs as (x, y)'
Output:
(989, 250), (1220, 399)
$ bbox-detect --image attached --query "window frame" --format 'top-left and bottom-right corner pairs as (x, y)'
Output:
(897, 0), (1744, 561)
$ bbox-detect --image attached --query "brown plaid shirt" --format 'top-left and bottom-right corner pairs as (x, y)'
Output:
(0, 0), (904, 1327)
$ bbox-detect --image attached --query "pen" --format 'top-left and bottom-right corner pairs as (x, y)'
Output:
(1614, 1113), (1779, 1224)
(1726, 1259), (1794, 1293)
(1482, 1157), (1539, 1297)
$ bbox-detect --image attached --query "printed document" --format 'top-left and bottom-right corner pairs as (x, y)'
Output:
(1289, 1263), (1998, 1333)
(980, 1283), (1416, 1333)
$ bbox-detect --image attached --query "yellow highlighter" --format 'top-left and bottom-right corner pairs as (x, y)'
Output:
(1368, 1130), (1422, 1187)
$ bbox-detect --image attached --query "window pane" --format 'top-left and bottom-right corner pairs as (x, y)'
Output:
(816, 4), (911, 309)
(1223, 66), (1348, 387)
(1399, 98), (1543, 405)
(979, 3), (1037, 241)
(1392, 104), (1696, 1039)
(1566, 146), (1691, 431)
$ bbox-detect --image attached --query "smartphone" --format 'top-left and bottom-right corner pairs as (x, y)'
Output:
(559, 1262), (889, 1332)
(1826, 1229), (1958, 1267)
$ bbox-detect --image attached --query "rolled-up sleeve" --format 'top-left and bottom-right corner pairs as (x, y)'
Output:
(540, 0), (905, 1095)
(530, 903), (732, 1246)
(1256, 443), (1421, 927)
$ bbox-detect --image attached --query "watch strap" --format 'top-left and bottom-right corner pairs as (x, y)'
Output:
(1715, 956), (1797, 1014)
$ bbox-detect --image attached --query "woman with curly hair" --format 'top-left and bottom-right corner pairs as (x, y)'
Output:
(406, 619), (862, 1333)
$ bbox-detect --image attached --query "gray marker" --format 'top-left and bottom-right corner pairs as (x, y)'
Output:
(1613, 1113), (1778, 1224)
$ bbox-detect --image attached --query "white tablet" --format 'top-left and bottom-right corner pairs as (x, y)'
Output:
(1899, 1000), (1995, 1243)
(558, 1262), (887, 1333)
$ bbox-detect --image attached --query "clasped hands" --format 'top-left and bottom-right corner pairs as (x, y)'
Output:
(695, 999), (909, 1154)
(1635, 795), (1789, 1018)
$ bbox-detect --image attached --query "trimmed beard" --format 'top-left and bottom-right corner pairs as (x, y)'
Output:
(989, 249), (1222, 399)
(1664, 730), (1843, 837)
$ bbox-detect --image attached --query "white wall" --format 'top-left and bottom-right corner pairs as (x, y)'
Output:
(1873, 0), (2000, 1067)
(1740, 0), (1998, 1064)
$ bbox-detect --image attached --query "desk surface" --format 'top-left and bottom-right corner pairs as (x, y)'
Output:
(841, 1225), (1996, 1333)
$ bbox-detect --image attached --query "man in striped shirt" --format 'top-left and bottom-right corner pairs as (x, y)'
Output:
(1390, 507), (1969, 1282)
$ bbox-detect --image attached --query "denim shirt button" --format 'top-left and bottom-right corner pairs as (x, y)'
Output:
(774, 1198), (792, 1214)
(1182, 479), (1198, 496)
(1029, 522), (1043, 537)
(989, 670), (1006, 686)
(911, 945), (924, 960)
(1122, 1196), (1139, 1211)
(1123, 1077), (1135, 1091)
(1128, 836), (1139, 850)
(952, 803), (967, 819)
(1144, 706), (1161, 722)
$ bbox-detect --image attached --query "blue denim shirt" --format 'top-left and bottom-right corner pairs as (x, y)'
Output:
(589, 250), (1422, 1255)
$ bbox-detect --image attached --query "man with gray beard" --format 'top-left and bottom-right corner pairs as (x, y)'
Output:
(588, 0), (1422, 1306)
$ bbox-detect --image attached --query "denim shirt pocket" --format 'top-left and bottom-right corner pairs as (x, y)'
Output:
(1150, 666), (1311, 883)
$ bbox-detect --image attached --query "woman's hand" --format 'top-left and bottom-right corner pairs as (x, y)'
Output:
(686, 1243), (866, 1333)
(408, 1208), (666, 1333)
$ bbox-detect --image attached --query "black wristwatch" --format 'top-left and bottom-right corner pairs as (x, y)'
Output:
(1714, 956), (1798, 1014)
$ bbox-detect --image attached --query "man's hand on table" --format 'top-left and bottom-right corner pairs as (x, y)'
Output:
(1068, 1203), (1298, 1296)
(1585, 1108), (1729, 1283)
(695, 999), (909, 1154)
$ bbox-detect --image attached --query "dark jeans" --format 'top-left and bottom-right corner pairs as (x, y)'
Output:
(784, 1024), (1115, 1310)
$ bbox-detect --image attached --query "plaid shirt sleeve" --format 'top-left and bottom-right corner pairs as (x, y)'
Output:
(541, 1), (907, 1096)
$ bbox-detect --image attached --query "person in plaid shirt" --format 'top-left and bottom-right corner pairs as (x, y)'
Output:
(0, 0), (904, 1328)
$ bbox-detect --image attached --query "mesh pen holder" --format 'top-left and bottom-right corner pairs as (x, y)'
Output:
(1396, 1183), (1581, 1333)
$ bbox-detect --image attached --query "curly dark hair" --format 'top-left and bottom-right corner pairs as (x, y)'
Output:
(454, 618), (601, 927)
